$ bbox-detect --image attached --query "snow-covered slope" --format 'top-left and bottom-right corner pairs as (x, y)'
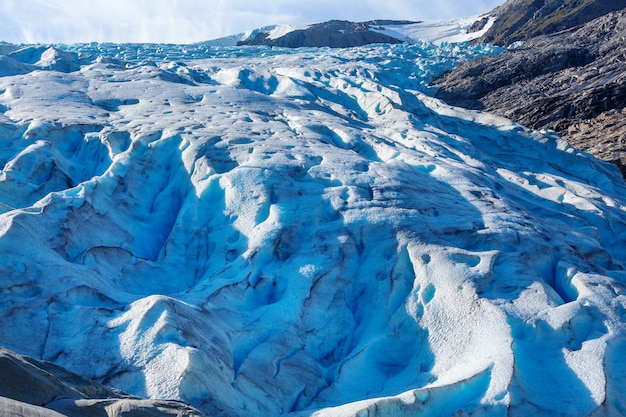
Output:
(1, 39), (626, 417)
(373, 15), (495, 45)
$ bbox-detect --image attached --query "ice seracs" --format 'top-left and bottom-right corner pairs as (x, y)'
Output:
(0, 34), (625, 417)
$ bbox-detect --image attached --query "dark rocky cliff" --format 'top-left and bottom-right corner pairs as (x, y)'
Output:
(435, 7), (626, 177)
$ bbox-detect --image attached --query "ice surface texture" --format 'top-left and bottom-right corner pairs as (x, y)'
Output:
(0, 42), (625, 417)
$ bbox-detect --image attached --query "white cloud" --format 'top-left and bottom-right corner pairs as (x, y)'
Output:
(0, 0), (503, 44)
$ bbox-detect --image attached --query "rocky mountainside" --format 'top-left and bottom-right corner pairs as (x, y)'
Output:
(435, 7), (626, 177)
(0, 347), (202, 417)
(480, 0), (626, 45)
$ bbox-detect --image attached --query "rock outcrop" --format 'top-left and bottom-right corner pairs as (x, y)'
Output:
(0, 347), (203, 417)
(435, 8), (626, 177)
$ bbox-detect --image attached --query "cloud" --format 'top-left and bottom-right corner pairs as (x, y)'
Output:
(0, 0), (502, 44)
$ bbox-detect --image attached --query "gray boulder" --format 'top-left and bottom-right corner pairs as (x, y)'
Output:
(0, 347), (203, 417)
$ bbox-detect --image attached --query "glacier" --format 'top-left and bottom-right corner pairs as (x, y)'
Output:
(0, 40), (625, 417)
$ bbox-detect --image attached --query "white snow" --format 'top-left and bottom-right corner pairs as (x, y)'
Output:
(266, 24), (312, 40)
(0, 36), (625, 417)
(374, 15), (496, 45)
(200, 23), (311, 47)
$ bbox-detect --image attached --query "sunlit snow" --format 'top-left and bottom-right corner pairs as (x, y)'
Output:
(374, 15), (496, 45)
(201, 16), (494, 47)
(0, 38), (625, 417)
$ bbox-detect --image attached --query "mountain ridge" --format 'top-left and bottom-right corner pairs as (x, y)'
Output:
(236, 20), (412, 48)
(202, 16), (494, 48)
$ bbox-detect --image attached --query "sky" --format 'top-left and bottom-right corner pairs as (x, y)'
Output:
(0, 0), (504, 45)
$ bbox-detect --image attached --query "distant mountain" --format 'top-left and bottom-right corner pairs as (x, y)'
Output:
(209, 0), (626, 49)
(435, 4), (626, 177)
(236, 20), (409, 48)
(203, 16), (495, 48)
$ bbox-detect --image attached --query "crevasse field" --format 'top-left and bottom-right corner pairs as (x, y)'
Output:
(1, 40), (626, 417)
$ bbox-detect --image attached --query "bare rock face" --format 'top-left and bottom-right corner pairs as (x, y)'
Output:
(566, 109), (626, 173)
(0, 347), (203, 417)
(435, 9), (626, 177)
